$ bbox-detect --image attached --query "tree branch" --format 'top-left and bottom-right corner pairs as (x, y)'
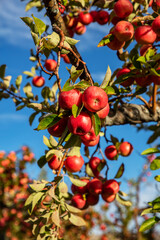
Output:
(105, 103), (160, 126)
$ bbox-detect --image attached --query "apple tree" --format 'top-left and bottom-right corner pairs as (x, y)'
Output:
(1, 0), (160, 239)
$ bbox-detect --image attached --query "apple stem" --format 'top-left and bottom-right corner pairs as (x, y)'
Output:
(152, 83), (157, 115)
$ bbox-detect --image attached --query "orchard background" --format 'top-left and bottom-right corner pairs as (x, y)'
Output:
(1, 0), (160, 239)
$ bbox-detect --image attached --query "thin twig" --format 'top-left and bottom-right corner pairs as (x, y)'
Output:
(153, 83), (158, 114)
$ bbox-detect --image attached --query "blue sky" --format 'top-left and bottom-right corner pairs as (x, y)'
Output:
(0, 0), (159, 202)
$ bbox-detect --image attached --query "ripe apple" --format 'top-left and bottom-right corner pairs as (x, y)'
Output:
(107, 33), (125, 50)
(86, 193), (99, 206)
(102, 179), (119, 195)
(152, 16), (160, 36)
(48, 155), (61, 170)
(139, 44), (152, 56)
(149, 68), (160, 85)
(78, 12), (93, 25)
(68, 111), (92, 136)
(44, 59), (57, 72)
(89, 156), (101, 172)
(32, 76), (45, 87)
(114, 0), (133, 18)
(101, 235), (109, 240)
(96, 103), (110, 119)
(111, 16), (122, 25)
(58, 89), (82, 110)
(96, 10), (109, 25)
(88, 178), (103, 195)
(47, 117), (68, 137)
(105, 145), (118, 160)
(61, 54), (70, 64)
(101, 192), (116, 203)
(116, 68), (134, 87)
(65, 15), (78, 28)
(80, 126), (97, 142)
(135, 75), (152, 87)
(82, 86), (108, 112)
(65, 155), (84, 172)
(134, 26), (157, 45)
(74, 22), (86, 35)
(71, 194), (86, 209)
(90, 11), (98, 22)
(81, 134), (100, 147)
(71, 178), (89, 194)
(118, 141), (133, 156)
(113, 21), (134, 42)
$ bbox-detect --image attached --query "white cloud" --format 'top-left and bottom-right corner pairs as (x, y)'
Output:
(0, 113), (27, 121)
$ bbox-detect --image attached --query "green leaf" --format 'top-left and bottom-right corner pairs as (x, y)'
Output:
(69, 66), (84, 83)
(23, 71), (35, 77)
(37, 155), (47, 168)
(31, 192), (45, 214)
(25, 0), (42, 11)
(74, 80), (91, 89)
(150, 158), (160, 170)
(51, 210), (60, 227)
(155, 175), (160, 182)
(141, 208), (153, 216)
(85, 163), (94, 177)
(15, 75), (22, 89)
(150, 68), (160, 77)
(31, 31), (39, 45)
(110, 134), (119, 145)
(30, 183), (46, 192)
(45, 149), (63, 162)
(64, 135), (81, 149)
(100, 65), (111, 88)
(116, 194), (132, 207)
(136, 56), (147, 64)
(37, 114), (60, 131)
(3, 76), (12, 88)
(49, 136), (58, 147)
(91, 113), (101, 136)
(65, 203), (82, 213)
(42, 32), (60, 50)
(0, 65), (6, 79)
(72, 104), (79, 118)
(65, 36), (79, 45)
(62, 78), (73, 91)
(23, 83), (34, 98)
(29, 112), (39, 126)
(43, 135), (52, 148)
(104, 86), (116, 95)
(141, 148), (160, 155)
(97, 34), (113, 47)
(69, 176), (88, 187)
(59, 182), (68, 194)
(25, 193), (35, 207)
(69, 213), (86, 227)
(114, 163), (124, 179)
(139, 217), (160, 232)
(32, 14), (46, 36)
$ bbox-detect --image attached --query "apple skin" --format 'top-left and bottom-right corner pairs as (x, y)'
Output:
(134, 26), (157, 45)
(86, 193), (99, 206)
(107, 33), (125, 50)
(89, 156), (101, 172)
(71, 194), (86, 209)
(32, 76), (45, 87)
(118, 141), (133, 156)
(61, 54), (70, 64)
(111, 16), (122, 25)
(96, 10), (109, 25)
(48, 155), (61, 170)
(113, 21), (134, 42)
(74, 22), (86, 35)
(59, 89), (82, 110)
(80, 126), (97, 142)
(105, 145), (118, 160)
(116, 68), (134, 87)
(82, 86), (108, 112)
(152, 16), (160, 36)
(139, 44), (152, 56)
(96, 103), (110, 119)
(68, 111), (92, 136)
(64, 155), (84, 172)
(81, 134), (100, 147)
(114, 0), (133, 18)
(78, 12), (93, 25)
(47, 117), (68, 137)
(102, 179), (119, 195)
(90, 11), (98, 22)
(149, 68), (160, 85)
(135, 75), (152, 87)
(44, 59), (57, 72)
(101, 192), (116, 203)
(71, 179), (89, 194)
(87, 178), (103, 195)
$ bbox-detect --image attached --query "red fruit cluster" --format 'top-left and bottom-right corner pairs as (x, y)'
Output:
(64, 10), (109, 37)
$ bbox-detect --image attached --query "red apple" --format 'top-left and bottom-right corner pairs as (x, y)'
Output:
(44, 59), (57, 72)
(149, 68), (160, 85)
(86, 193), (99, 206)
(61, 54), (70, 64)
(81, 134), (100, 147)
(47, 117), (68, 137)
(32, 76), (45, 87)
(96, 10), (109, 25)
(90, 11), (98, 22)
(116, 68), (134, 87)
(89, 156), (101, 172)
(68, 111), (92, 136)
(113, 21), (134, 42)
(111, 16), (122, 25)
(134, 26), (157, 45)
(135, 75), (152, 87)
(96, 103), (110, 119)
(152, 16), (160, 36)
(59, 89), (82, 110)
(118, 141), (133, 156)
(71, 179), (89, 194)
(48, 155), (61, 170)
(74, 22), (86, 35)
(65, 155), (84, 172)
(139, 44), (152, 56)
(80, 126), (97, 142)
(102, 179), (119, 195)
(71, 194), (86, 209)
(82, 86), (108, 112)
(114, 0), (133, 18)
(78, 12), (93, 25)
(105, 145), (118, 160)
(88, 178), (103, 195)
(101, 192), (116, 203)
(107, 33), (125, 50)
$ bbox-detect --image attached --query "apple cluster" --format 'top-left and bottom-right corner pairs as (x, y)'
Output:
(64, 10), (109, 36)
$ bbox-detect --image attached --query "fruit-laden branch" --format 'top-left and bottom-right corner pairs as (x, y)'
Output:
(42, 0), (93, 82)
(105, 103), (160, 126)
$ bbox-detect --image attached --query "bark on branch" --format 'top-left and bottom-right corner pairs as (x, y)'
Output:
(105, 103), (160, 126)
